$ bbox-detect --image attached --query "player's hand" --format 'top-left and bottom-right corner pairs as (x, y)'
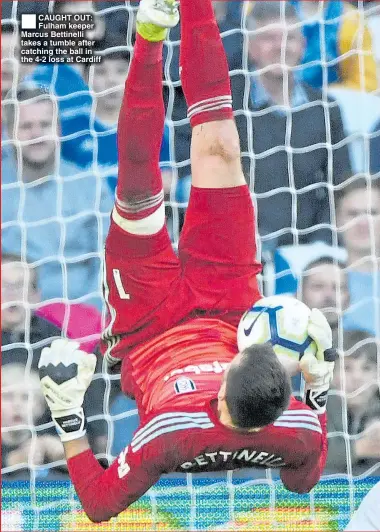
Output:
(300, 352), (335, 388)
(38, 339), (96, 442)
(300, 309), (337, 414)
(300, 351), (335, 414)
(307, 308), (336, 362)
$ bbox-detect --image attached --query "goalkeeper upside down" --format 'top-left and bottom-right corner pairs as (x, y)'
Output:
(38, 0), (336, 523)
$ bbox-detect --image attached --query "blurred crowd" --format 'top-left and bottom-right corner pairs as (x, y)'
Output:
(1, 0), (380, 481)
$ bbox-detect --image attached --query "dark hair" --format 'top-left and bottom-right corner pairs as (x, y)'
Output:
(343, 330), (378, 365)
(7, 84), (50, 102)
(302, 255), (347, 282)
(2, 252), (38, 291)
(84, 36), (130, 80)
(303, 256), (347, 274)
(1, 22), (17, 34)
(225, 343), (291, 429)
(335, 176), (380, 210)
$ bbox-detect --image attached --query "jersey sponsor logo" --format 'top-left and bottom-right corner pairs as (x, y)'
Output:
(273, 409), (322, 434)
(117, 445), (130, 478)
(180, 448), (286, 471)
(174, 377), (196, 394)
(163, 361), (229, 382)
(131, 412), (214, 453)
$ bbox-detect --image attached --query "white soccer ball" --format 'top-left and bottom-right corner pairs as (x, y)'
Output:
(237, 295), (317, 376)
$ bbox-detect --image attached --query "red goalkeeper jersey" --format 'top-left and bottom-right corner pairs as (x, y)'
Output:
(68, 318), (327, 523)
(126, 318), (246, 416)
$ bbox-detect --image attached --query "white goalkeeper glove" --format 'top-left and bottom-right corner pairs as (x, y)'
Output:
(300, 308), (337, 414)
(38, 339), (96, 442)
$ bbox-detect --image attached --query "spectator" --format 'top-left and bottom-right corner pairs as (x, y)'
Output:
(1, 363), (65, 480)
(87, 42), (130, 127)
(1, 1), (48, 21)
(336, 178), (380, 336)
(53, 0), (106, 76)
(1, 85), (114, 308)
(1, 24), (30, 101)
(212, 1), (244, 70)
(94, 2), (133, 42)
(2, 23), (34, 163)
(370, 118), (380, 176)
(28, 42), (171, 194)
(233, 1), (351, 249)
(1, 360), (108, 478)
(299, 256), (350, 335)
(326, 86), (380, 173)
(326, 330), (380, 476)
(1, 254), (61, 370)
(87, 37), (174, 202)
(366, 3), (380, 84)
(1, 252), (108, 456)
(290, 254), (349, 394)
(272, 241), (347, 296)
(293, 0), (378, 92)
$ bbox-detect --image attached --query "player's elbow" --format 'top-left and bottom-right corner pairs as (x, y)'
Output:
(281, 470), (320, 494)
(83, 498), (132, 523)
(287, 482), (317, 495)
(86, 512), (103, 524)
(82, 504), (115, 524)
(84, 509), (112, 524)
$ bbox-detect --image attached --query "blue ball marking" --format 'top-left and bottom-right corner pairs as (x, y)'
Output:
(250, 305), (313, 354)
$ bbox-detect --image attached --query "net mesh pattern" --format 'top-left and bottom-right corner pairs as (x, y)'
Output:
(1, 1), (380, 530)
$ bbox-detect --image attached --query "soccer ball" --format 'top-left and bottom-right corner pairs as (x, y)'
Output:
(237, 295), (317, 375)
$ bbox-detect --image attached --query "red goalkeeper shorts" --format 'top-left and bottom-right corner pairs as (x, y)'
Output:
(100, 185), (262, 361)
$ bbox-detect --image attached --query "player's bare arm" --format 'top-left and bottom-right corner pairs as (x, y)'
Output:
(63, 437), (89, 460)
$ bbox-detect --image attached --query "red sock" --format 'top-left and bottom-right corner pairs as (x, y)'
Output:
(179, 0), (233, 128)
(116, 34), (164, 221)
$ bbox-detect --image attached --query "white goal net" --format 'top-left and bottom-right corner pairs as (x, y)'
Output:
(1, 0), (380, 530)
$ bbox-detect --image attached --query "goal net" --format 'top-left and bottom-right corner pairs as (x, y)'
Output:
(2, 1), (380, 530)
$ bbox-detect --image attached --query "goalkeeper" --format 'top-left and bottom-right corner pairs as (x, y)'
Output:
(39, 0), (335, 522)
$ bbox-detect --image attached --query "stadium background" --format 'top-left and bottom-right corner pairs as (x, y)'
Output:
(1, 0), (380, 530)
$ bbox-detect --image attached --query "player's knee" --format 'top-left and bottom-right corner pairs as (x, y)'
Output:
(193, 121), (241, 164)
(209, 132), (241, 164)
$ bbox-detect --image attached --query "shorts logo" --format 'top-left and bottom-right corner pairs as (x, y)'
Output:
(174, 377), (196, 394)
(164, 361), (229, 382)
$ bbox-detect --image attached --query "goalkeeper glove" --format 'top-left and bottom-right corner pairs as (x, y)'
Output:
(300, 308), (337, 414)
(38, 339), (96, 442)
